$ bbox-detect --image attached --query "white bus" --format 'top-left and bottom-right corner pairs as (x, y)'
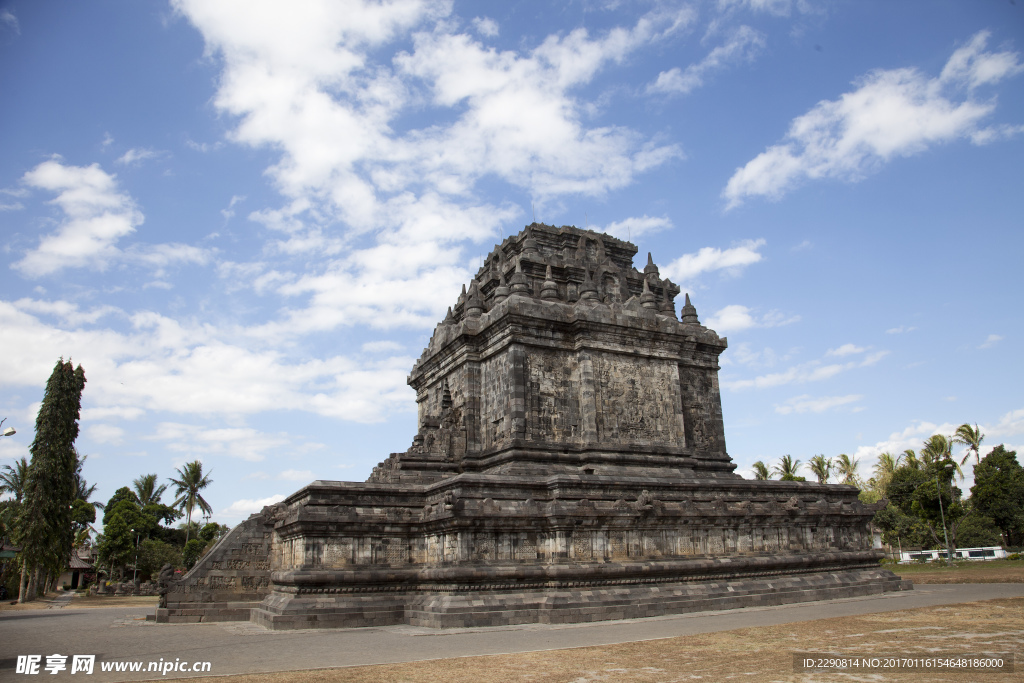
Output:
(898, 546), (1008, 563)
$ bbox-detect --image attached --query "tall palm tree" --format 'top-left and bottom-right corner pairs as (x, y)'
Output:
(751, 461), (771, 481)
(953, 423), (984, 466)
(920, 434), (962, 478)
(902, 448), (920, 470)
(133, 473), (167, 506)
(170, 461), (213, 543)
(772, 455), (803, 480)
(808, 455), (832, 484)
(0, 457), (30, 503)
(834, 454), (860, 486)
(872, 451), (902, 496)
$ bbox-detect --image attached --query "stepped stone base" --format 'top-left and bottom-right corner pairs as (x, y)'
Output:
(251, 567), (910, 630)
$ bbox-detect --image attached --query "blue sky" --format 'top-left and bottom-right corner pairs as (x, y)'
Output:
(1, 0), (1022, 525)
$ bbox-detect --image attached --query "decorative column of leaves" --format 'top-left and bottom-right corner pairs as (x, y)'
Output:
(15, 359), (86, 601)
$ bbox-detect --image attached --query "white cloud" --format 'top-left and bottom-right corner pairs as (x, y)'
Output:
(472, 17), (498, 37)
(662, 238), (765, 283)
(775, 394), (862, 415)
(597, 215), (672, 240)
(0, 9), (19, 35)
(221, 494), (286, 519)
(13, 159), (209, 277)
(14, 159), (143, 276)
(724, 346), (887, 390)
(723, 31), (1024, 208)
(362, 340), (403, 353)
(115, 148), (161, 165)
(827, 343), (866, 357)
(278, 469), (314, 481)
(705, 304), (799, 334)
(221, 194), (246, 221)
(646, 25), (764, 96)
(886, 325), (916, 334)
(87, 424), (125, 444)
(979, 334), (1003, 349)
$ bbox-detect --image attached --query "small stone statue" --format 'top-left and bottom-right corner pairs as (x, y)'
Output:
(157, 563), (175, 608)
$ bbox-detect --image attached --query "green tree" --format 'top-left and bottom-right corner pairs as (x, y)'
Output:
(102, 487), (141, 526)
(137, 539), (182, 580)
(970, 445), (1024, 547)
(751, 461), (770, 481)
(953, 423), (985, 467)
(14, 359), (86, 602)
(181, 538), (206, 570)
(170, 461), (213, 543)
(834, 454), (861, 486)
(808, 455), (832, 484)
(773, 455), (805, 481)
(133, 474), (167, 507)
(97, 499), (145, 580)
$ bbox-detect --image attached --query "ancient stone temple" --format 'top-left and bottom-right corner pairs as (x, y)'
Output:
(158, 223), (908, 628)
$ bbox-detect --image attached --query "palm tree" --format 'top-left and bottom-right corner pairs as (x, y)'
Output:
(0, 457), (30, 503)
(902, 448), (920, 470)
(170, 461), (213, 543)
(920, 434), (962, 478)
(73, 452), (103, 512)
(772, 455), (803, 480)
(953, 423), (984, 466)
(133, 473), (167, 506)
(808, 455), (832, 484)
(872, 451), (902, 496)
(834, 454), (860, 486)
(751, 461), (771, 481)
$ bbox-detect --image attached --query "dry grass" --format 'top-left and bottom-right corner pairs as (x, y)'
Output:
(891, 558), (1024, 583)
(175, 597), (1023, 683)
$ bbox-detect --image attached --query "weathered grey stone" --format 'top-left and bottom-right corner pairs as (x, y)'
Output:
(161, 224), (908, 628)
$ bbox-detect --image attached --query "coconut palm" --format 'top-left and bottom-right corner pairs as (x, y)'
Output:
(772, 455), (803, 480)
(808, 455), (832, 484)
(170, 461), (213, 543)
(133, 473), (167, 506)
(0, 457), (30, 503)
(953, 423), (984, 467)
(73, 452), (102, 512)
(872, 452), (902, 496)
(920, 434), (962, 479)
(902, 448), (920, 470)
(751, 461), (771, 481)
(834, 454), (861, 486)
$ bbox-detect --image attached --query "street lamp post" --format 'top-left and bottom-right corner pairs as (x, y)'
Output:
(0, 417), (15, 437)
(131, 528), (140, 585)
(935, 462), (954, 561)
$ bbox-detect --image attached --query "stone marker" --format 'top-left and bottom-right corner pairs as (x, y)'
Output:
(158, 224), (908, 628)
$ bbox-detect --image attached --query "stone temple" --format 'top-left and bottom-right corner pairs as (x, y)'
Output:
(158, 223), (908, 628)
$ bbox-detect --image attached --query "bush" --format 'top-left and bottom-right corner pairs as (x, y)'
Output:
(1008, 553), (1021, 561)
(182, 539), (206, 570)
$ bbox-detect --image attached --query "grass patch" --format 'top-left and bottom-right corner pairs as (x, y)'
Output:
(890, 558), (1024, 583)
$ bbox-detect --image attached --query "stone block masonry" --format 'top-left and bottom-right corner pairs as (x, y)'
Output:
(162, 224), (909, 628)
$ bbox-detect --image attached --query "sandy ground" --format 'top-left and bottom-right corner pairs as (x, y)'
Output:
(172, 596), (1023, 683)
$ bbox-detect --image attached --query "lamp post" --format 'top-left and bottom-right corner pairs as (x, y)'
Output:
(131, 528), (140, 585)
(0, 417), (15, 437)
(935, 462), (955, 561)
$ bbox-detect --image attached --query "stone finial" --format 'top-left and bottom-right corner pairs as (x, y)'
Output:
(509, 256), (532, 295)
(578, 268), (599, 301)
(465, 280), (484, 317)
(521, 229), (541, 260)
(644, 252), (659, 277)
(492, 270), (511, 305)
(457, 283), (467, 306)
(443, 306), (455, 324)
(659, 283), (676, 318)
(540, 265), (559, 300)
(680, 293), (700, 324)
(640, 277), (657, 309)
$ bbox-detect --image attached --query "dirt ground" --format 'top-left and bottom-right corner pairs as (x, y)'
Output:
(176, 597), (1023, 683)
(0, 590), (158, 610)
(890, 558), (1024, 584)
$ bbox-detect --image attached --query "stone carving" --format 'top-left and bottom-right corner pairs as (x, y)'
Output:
(157, 563), (175, 608)
(161, 224), (909, 629)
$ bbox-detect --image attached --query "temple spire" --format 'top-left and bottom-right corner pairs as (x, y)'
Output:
(540, 265), (559, 300)
(680, 293), (699, 324)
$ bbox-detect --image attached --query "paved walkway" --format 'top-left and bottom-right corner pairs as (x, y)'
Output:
(2, 584), (1023, 681)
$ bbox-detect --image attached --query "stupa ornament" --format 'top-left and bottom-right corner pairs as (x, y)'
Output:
(158, 224), (908, 629)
